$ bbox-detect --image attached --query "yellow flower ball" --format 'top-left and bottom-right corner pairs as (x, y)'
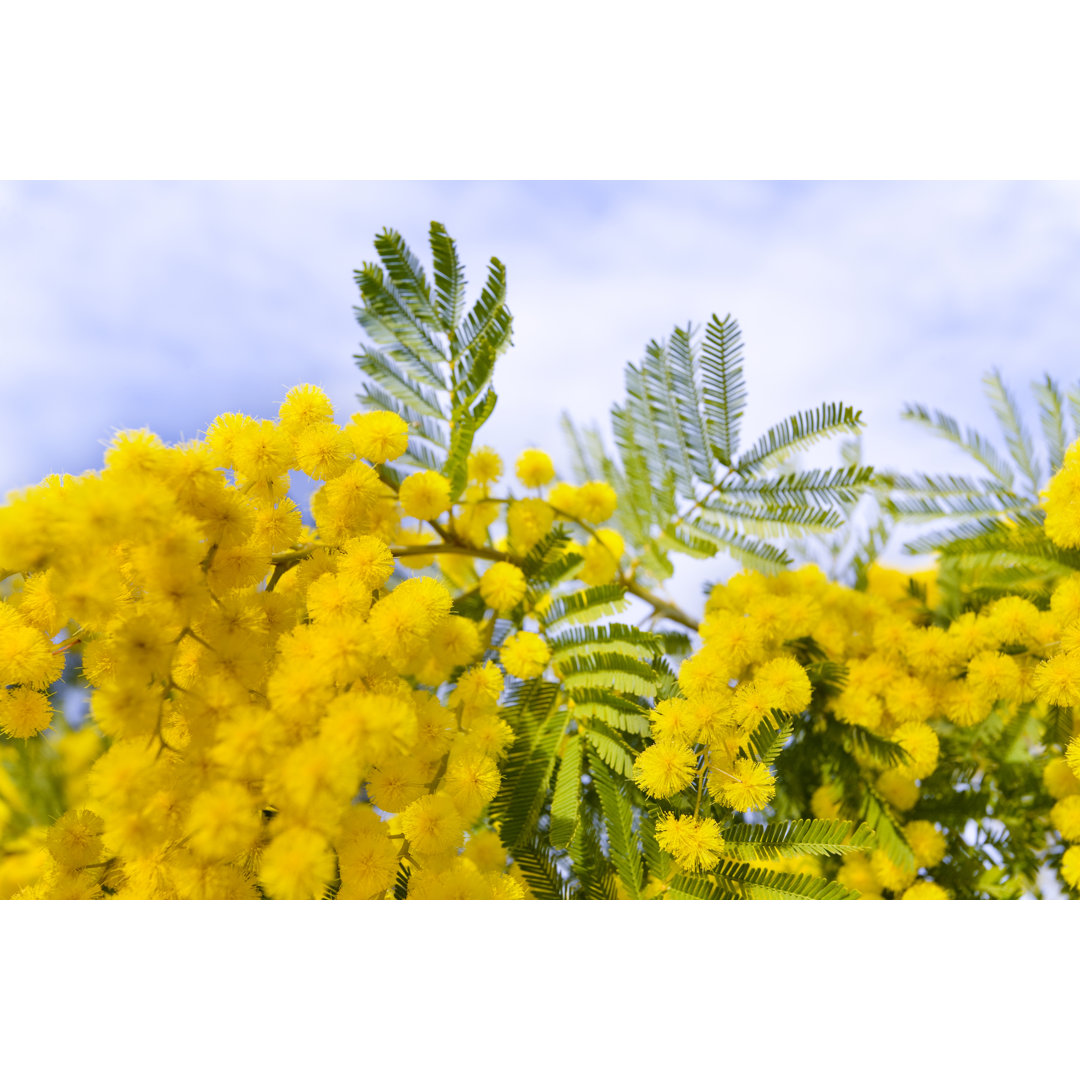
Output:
(515, 448), (554, 488)
(479, 562), (527, 613)
(634, 740), (698, 799)
(1051, 795), (1080, 842)
(904, 820), (946, 869)
(399, 470), (452, 521)
(1061, 846), (1080, 891)
(348, 410), (409, 463)
(0, 688), (54, 739)
(901, 881), (949, 900)
(500, 631), (551, 680)
(467, 446), (503, 486)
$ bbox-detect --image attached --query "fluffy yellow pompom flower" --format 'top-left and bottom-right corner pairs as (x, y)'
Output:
(1033, 652), (1080, 707)
(1045, 755), (1080, 798)
(901, 881), (949, 900)
(337, 828), (402, 899)
(1066, 737), (1080, 782)
(232, 419), (295, 481)
(1042, 445), (1080, 548)
(1061, 845), (1080, 890)
(755, 656), (812, 714)
(655, 813), (725, 871)
(578, 529), (624, 586)
(278, 383), (335, 434)
(348, 410), (408, 463)
(186, 781), (263, 861)
(293, 422), (353, 480)
(399, 470), (452, 520)
(941, 681), (993, 728)
(633, 740), (698, 799)
(401, 792), (466, 856)
(468, 445), (503, 486)
(507, 498), (555, 551)
(709, 758), (776, 812)
(46, 809), (104, 869)
(649, 698), (702, 744)
(678, 644), (739, 698)
(870, 849), (916, 893)
(0, 619), (64, 689)
(966, 650), (1021, 701)
(904, 820), (946, 868)
(479, 562), (527, 613)
(443, 751), (502, 818)
(884, 675), (935, 725)
(892, 721), (940, 780)
(0, 688), (54, 739)
(1051, 795), (1080, 842)
(1051, 574), (1080, 624)
(259, 827), (336, 900)
(449, 661), (504, 713)
(338, 535), (395, 591)
(500, 631), (551, 680)
(576, 481), (617, 523)
(515, 448), (554, 488)
(875, 768), (919, 811)
(547, 482), (583, 518)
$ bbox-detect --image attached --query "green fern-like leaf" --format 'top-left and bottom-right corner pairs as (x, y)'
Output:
(737, 402), (863, 474)
(582, 721), (637, 779)
(539, 584), (628, 629)
(549, 734), (584, 849)
(984, 369), (1041, 497)
(700, 313), (746, 466)
(722, 818), (876, 861)
(567, 688), (650, 735)
(589, 751), (643, 898)
(428, 221), (466, 333)
(556, 652), (658, 697)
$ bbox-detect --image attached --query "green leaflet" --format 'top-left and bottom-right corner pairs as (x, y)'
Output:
(511, 842), (575, 900)
(722, 818), (877, 861)
(582, 721), (637, 780)
(538, 584), (628, 629)
(557, 652), (658, 698)
(547, 622), (665, 662)
(984, 369), (1041, 497)
(860, 787), (915, 874)
(589, 750), (643, 899)
(670, 862), (861, 900)
(549, 734), (583, 849)
(491, 680), (564, 850)
(737, 402), (863, 474)
(700, 313), (746, 466)
(746, 715), (795, 768)
(899, 403), (1016, 487)
(566, 688), (650, 735)
(428, 222), (466, 333)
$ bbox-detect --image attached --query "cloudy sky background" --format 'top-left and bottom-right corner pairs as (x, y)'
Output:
(3, 180), (1080, 610)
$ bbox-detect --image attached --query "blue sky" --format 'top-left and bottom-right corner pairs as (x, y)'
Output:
(3, 180), (1080, 608)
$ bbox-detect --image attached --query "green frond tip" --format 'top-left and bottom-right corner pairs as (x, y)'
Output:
(900, 403), (1016, 488)
(723, 819), (876, 861)
(700, 313), (746, 466)
(372, 227), (443, 330)
(428, 221), (466, 334)
(538, 584), (628, 629)
(983, 369), (1041, 496)
(737, 402), (863, 474)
